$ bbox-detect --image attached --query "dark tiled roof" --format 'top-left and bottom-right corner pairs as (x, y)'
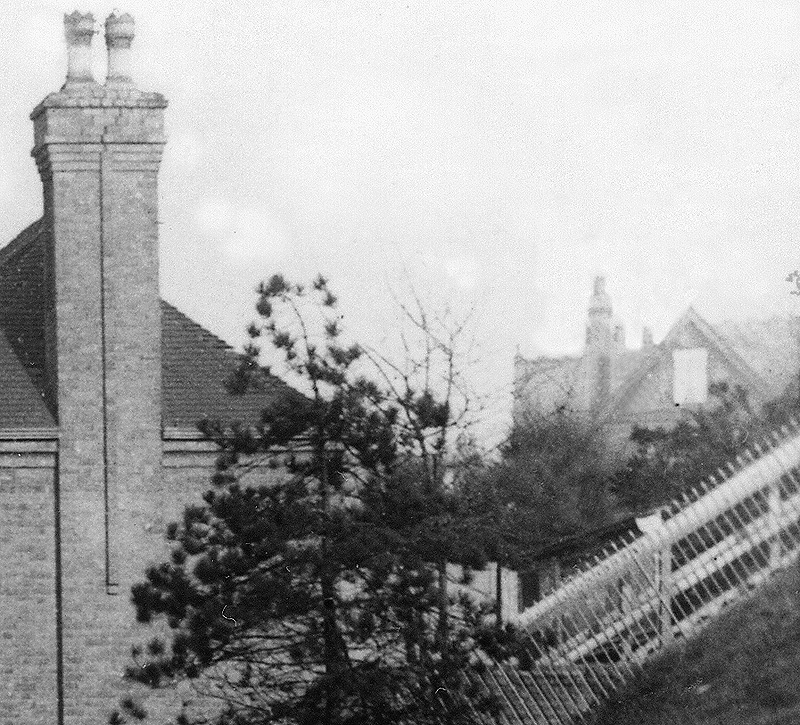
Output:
(526, 513), (640, 564)
(161, 300), (302, 429)
(0, 326), (53, 427)
(0, 219), (53, 427)
(0, 218), (298, 431)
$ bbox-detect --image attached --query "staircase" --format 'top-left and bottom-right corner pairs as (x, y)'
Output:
(474, 421), (800, 724)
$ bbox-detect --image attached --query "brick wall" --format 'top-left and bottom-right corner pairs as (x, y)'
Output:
(0, 440), (58, 725)
(0, 429), (286, 725)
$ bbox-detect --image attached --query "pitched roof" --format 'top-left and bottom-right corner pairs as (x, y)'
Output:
(516, 306), (800, 422)
(514, 353), (586, 413)
(526, 512), (640, 565)
(0, 326), (54, 428)
(611, 348), (649, 393)
(0, 219), (52, 427)
(0, 218), (299, 431)
(715, 315), (800, 399)
(161, 300), (303, 429)
(514, 345), (651, 418)
(602, 307), (774, 417)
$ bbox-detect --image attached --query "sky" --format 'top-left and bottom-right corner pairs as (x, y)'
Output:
(0, 1), (799, 440)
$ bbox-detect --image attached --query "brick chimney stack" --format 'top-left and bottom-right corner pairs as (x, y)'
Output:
(30, 11), (167, 722)
(63, 11), (96, 85)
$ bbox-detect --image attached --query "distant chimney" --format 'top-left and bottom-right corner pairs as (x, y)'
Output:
(643, 326), (654, 348)
(105, 11), (135, 85)
(64, 11), (95, 85)
(589, 276), (612, 316)
(586, 275), (613, 350)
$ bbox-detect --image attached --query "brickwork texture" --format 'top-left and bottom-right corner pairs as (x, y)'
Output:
(0, 12), (274, 725)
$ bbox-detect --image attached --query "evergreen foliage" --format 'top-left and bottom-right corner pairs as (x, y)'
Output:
(613, 382), (776, 513)
(115, 275), (499, 725)
(477, 406), (618, 558)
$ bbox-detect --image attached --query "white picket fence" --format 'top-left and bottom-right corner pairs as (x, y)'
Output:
(471, 421), (800, 724)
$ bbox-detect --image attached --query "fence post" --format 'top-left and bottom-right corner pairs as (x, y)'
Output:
(636, 511), (674, 646)
(658, 543), (674, 644)
(618, 574), (634, 661)
(767, 479), (783, 570)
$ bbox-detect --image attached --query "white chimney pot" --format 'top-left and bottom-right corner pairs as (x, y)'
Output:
(105, 11), (135, 86)
(64, 11), (96, 85)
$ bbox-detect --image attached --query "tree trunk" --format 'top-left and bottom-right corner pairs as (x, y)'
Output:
(437, 557), (448, 648)
(321, 559), (345, 725)
(319, 442), (348, 724)
(495, 561), (503, 631)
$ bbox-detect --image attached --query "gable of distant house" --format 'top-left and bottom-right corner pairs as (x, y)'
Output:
(514, 277), (800, 451)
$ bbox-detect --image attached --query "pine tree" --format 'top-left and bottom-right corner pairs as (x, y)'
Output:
(117, 275), (496, 725)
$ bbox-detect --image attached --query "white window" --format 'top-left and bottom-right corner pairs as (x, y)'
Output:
(673, 348), (708, 405)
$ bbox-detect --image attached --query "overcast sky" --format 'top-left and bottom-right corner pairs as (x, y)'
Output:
(1, 1), (799, 437)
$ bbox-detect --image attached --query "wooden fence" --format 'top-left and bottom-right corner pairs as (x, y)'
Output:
(471, 421), (800, 724)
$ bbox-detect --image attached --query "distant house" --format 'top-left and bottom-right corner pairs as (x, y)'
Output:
(513, 276), (800, 450)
